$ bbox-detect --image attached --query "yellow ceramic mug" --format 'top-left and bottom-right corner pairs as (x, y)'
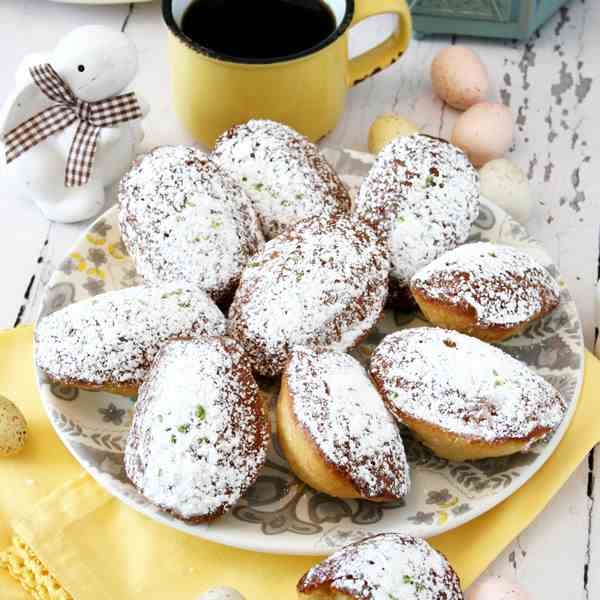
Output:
(163, 0), (412, 147)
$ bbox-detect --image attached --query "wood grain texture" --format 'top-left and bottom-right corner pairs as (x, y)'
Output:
(0, 1), (597, 596)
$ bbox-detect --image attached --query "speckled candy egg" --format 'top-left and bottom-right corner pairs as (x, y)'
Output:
(0, 395), (28, 456)
(368, 114), (419, 154)
(466, 576), (534, 600)
(431, 46), (489, 110)
(451, 102), (514, 167)
(197, 587), (246, 600)
(479, 158), (533, 224)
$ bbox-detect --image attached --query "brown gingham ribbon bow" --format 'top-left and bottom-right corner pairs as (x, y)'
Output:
(3, 64), (143, 187)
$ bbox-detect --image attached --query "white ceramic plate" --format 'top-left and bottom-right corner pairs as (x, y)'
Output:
(36, 148), (584, 555)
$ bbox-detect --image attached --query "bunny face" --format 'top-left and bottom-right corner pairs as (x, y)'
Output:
(51, 26), (138, 102)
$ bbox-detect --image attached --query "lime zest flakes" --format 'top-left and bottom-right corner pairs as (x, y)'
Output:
(161, 288), (184, 299)
(492, 368), (505, 386)
(195, 405), (206, 420)
(402, 575), (424, 593)
(178, 424), (190, 433)
(170, 434), (177, 444)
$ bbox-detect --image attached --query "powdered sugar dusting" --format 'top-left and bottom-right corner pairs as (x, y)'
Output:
(298, 533), (462, 599)
(357, 134), (479, 290)
(286, 347), (409, 499)
(212, 119), (352, 239)
(125, 337), (269, 521)
(228, 215), (389, 376)
(35, 283), (226, 387)
(118, 146), (264, 302)
(369, 328), (566, 443)
(411, 242), (560, 328)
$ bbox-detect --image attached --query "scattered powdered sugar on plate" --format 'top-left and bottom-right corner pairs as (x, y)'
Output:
(357, 134), (479, 289)
(118, 146), (264, 302)
(228, 214), (389, 376)
(297, 533), (463, 599)
(411, 242), (561, 328)
(286, 347), (409, 499)
(35, 283), (226, 387)
(369, 328), (566, 443)
(212, 119), (352, 239)
(125, 337), (269, 521)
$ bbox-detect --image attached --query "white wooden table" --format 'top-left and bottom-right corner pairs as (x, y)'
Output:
(0, 1), (598, 597)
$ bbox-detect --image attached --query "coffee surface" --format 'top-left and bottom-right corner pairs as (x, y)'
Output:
(181, 0), (337, 60)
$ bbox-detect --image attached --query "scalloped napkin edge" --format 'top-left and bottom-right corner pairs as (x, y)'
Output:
(1, 326), (599, 599)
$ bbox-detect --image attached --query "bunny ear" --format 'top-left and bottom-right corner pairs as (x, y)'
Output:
(1, 67), (56, 137)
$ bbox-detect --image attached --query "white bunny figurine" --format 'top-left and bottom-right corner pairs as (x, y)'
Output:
(0, 26), (149, 223)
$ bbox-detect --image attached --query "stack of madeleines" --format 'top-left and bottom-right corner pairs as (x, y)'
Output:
(35, 120), (565, 530)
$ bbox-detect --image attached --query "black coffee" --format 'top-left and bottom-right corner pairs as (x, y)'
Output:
(181, 0), (337, 60)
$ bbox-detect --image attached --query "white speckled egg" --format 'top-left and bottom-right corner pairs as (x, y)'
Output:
(431, 46), (489, 110)
(197, 587), (246, 600)
(368, 114), (419, 154)
(466, 576), (534, 600)
(0, 395), (28, 457)
(451, 102), (514, 167)
(479, 158), (533, 224)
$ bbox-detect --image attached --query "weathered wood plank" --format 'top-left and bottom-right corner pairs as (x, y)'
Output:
(456, 4), (595, 596)
(485, 461), (590, 598)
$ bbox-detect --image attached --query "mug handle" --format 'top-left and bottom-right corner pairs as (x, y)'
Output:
(347, 0), (413, 87)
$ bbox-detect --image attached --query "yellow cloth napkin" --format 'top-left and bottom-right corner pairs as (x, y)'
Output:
(1, 326), (599, 600)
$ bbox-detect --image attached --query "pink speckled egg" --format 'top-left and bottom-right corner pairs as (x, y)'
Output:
(466, 576), (534, 600)
(451, 102), (514, 167)
(431, 46), (489, 110)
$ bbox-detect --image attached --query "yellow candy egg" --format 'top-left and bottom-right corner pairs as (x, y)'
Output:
(431, 46), (489, 110)
(368, 114), (419, 154)
(0, 395), (28, 457)
(451, 102), (514, 167)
